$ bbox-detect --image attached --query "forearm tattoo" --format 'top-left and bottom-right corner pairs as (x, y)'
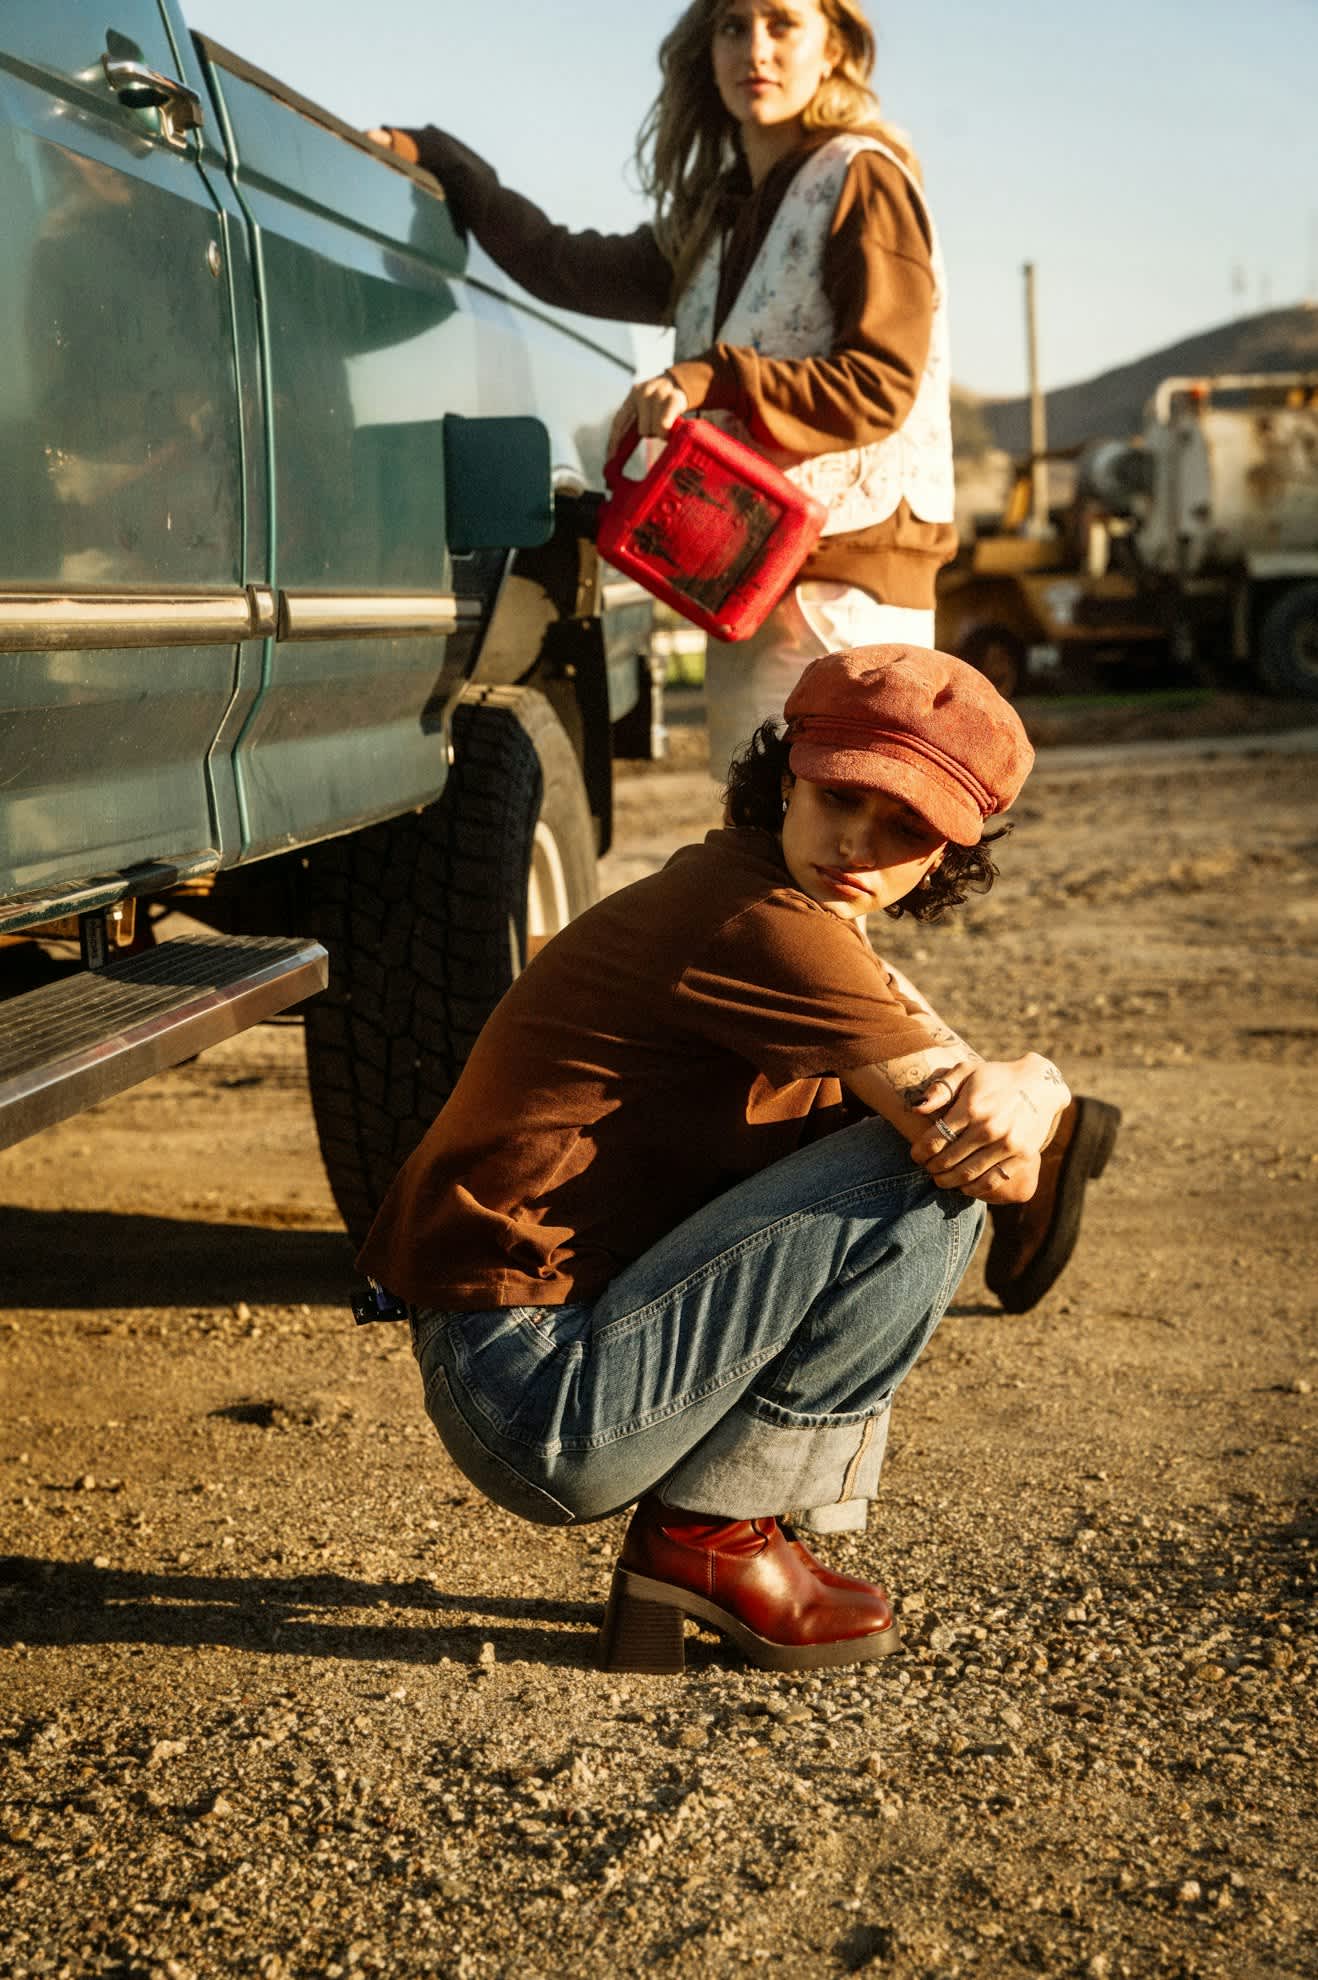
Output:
(1019, 1059), (1065, 1119)
(879, 1054), (979, 1109)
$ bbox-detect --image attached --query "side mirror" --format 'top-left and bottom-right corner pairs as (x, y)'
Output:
(443, 414), (554, 553)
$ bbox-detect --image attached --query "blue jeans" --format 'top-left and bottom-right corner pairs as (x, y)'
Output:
(410, 1116), (983, 1531)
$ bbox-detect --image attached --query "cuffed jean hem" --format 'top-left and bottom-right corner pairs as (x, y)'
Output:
(661, 1398), (891, 1523)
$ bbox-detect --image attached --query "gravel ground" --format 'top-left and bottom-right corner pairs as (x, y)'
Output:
(1, 717), (1315, 1979)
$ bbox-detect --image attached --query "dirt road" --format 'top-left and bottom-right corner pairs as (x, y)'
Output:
(1, 725), (1315, 1979)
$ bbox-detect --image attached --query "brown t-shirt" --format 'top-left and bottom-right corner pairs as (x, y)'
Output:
(394, 127), (956, 608)
(358, 829), (941, 1309)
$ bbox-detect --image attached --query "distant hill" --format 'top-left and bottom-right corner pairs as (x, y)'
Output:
(969, 304), (1318, 456)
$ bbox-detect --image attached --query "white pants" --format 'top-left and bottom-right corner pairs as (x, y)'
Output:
(703, 584), (935, 787)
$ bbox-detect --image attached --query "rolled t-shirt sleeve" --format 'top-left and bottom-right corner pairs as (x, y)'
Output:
(673, 891), (943, 1085)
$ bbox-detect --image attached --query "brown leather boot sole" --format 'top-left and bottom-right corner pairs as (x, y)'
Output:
(598, 1565), (902, 1674)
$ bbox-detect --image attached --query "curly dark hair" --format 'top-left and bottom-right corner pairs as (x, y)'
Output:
(722, 721), (1010, 924)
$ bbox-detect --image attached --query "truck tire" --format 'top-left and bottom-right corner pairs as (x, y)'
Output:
(302, 686), (598, 1243)
(1256, 584), (1318, 699)
(958, 623), (1026, 701)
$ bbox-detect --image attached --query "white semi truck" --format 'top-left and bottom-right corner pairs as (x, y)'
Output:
(939, 372), (1318, 700)
(1084, 373), (1318, 696)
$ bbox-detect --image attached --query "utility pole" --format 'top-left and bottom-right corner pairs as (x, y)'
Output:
(1022, 261), (1050, 536)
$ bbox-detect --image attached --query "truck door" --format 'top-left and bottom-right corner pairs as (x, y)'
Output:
(0, 2), (254, 904)
(195, 43), (473, 863)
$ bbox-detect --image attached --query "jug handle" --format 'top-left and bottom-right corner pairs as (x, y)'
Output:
(603, 418), (683, 494)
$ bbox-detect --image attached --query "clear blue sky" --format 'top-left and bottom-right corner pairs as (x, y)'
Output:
(193, 0), (1316, 398)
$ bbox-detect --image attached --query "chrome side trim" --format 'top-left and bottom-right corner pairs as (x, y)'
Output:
(276, 592), (482, 641)
(0, 589), (258, 652)
(247, 584), (278, 637)
(0, 852), (221, 939)
(0, 587), (483, 651)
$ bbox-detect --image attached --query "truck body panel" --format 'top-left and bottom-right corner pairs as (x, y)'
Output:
(1137, 377), (1318, 578)
(1, 13), (641, 894)
(0, 2), (251, 898)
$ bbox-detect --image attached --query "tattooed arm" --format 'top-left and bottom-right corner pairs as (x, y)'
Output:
(838, 1008), (1071, 1207)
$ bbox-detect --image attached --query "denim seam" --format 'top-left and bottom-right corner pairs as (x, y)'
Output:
(590, 1166), (930, 1350)
(451, 1331), (796, 1459)
(734, 1391), (893, 1430)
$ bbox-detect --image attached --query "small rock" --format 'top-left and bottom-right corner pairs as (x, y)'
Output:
(674, 1725), (708, 1750)
(476, 1641), (496, 1668)
(1288, 1377), (1311, 1395)
(1194, 1664), (1229, 1684)
(1177, 1879), (1202, 1905)
(234, 1301), (252, 1323)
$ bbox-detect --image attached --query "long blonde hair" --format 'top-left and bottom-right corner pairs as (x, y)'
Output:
(636, 0), (908, 306)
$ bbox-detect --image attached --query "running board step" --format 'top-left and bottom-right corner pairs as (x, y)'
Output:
(0, 934), (328, 1152)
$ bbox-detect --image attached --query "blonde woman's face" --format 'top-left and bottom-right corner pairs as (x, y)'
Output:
(711, 0), (839, 134)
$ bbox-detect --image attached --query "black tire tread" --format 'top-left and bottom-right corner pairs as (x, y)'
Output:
(302, 687), (597, 1244)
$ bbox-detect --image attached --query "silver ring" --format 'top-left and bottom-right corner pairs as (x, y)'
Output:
(933, 1116), (960, 1146)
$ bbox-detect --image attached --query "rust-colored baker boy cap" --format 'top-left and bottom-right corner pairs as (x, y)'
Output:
(783, 643), (1035, 845)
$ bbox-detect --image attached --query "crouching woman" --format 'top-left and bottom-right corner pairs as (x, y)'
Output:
(357, 645), (1069, 1673)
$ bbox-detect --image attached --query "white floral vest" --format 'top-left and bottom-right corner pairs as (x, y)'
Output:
(673, 133), (955, 536)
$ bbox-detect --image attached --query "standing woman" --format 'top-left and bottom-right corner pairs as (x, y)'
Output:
(368, 0), (954, 779)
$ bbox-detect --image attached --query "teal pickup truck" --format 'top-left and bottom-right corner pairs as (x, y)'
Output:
(0, 2), (655, 1238)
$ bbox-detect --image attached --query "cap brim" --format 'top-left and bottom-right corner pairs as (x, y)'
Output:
(787, 739), (984, 845)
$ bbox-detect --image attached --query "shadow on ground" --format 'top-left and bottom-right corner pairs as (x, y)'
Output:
(0, 1554), (604, 1668)
(0, 1207), (354, 1310)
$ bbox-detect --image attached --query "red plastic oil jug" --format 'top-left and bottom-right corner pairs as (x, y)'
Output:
(596, 417), (827, 643)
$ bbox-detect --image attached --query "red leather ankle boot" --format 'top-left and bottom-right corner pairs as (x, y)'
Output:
(598, 1495), (899, 1674)
(778, 1519), (893, 1599)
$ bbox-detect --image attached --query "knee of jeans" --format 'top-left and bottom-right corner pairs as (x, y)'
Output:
(423, 1365), (577, 1529)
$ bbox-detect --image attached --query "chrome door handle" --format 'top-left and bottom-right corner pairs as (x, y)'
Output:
(101, 54), (204, 149)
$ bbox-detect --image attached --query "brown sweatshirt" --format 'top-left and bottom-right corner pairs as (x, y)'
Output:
(393, 126), (957, 608)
